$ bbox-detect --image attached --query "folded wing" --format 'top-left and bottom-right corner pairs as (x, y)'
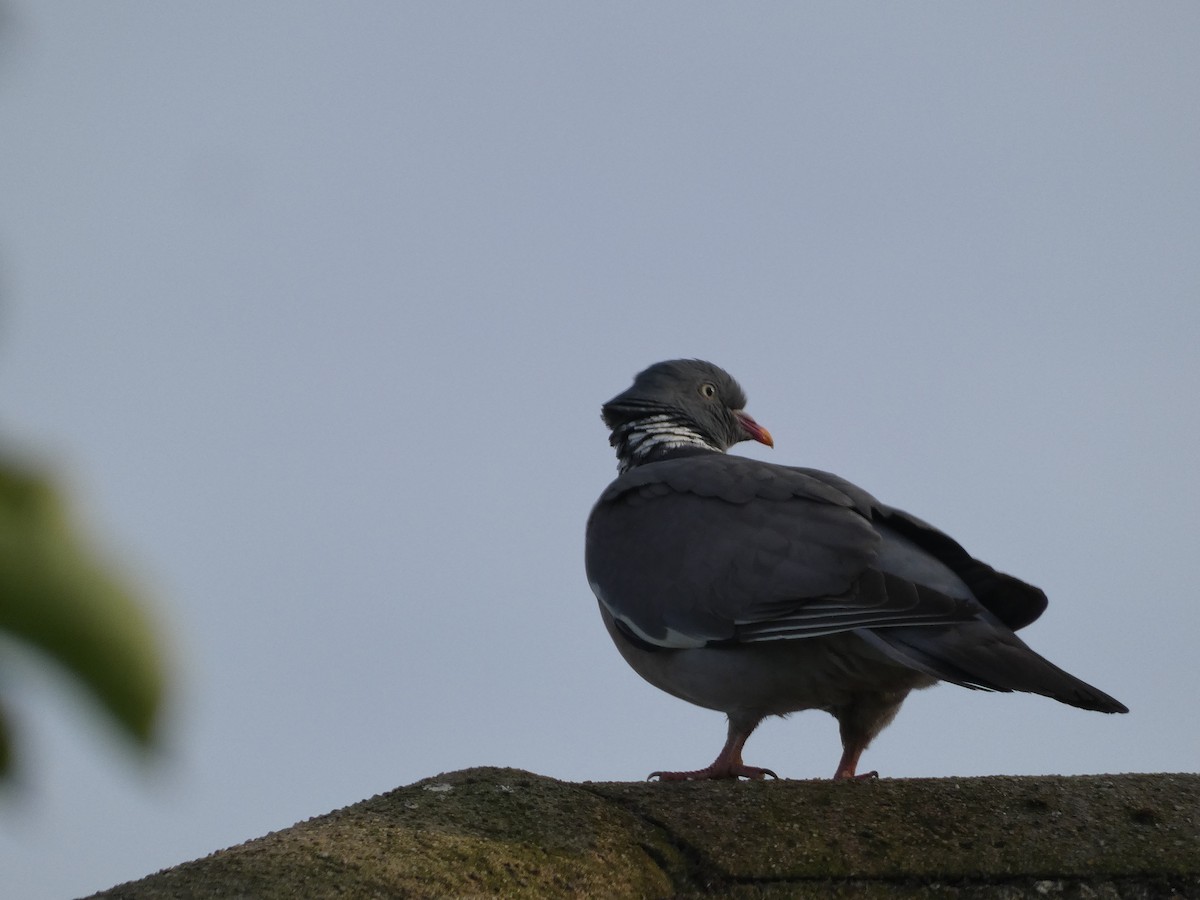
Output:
(585, 454), (1127, 714)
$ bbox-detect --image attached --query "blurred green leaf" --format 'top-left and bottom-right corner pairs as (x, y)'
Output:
(0, 459), (166, 776)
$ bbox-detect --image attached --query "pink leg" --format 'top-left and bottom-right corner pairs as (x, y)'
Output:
(832, 690), (908, 781)
(649, 719), (777, 782)
(832, 742), (878, 781)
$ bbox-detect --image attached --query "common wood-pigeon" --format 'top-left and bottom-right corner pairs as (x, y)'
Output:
(585, 359), (1127, 781)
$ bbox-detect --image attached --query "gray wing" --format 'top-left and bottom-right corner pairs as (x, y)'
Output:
(585, 454), (980, 649)
(586, 455), (1128, 714)
(792, 467), (1049, 631)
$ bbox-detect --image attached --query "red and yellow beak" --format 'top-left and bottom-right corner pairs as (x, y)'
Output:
(735, 411), (774, 448)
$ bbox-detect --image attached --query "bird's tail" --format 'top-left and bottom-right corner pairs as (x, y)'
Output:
(857, 624), (1128, 714)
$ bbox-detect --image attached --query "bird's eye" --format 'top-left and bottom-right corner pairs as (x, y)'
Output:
(699, 383), (717, 399)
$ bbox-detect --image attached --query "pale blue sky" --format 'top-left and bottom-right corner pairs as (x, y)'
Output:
(0, 4), (1197, 897)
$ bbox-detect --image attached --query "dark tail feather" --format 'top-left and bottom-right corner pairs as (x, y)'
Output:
(858, 624), (1129, 714)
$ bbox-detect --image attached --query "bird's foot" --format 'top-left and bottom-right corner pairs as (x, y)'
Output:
(832, 740), (877, 781)
(833, 769), (879, 781)
(648, 763), (778, 782)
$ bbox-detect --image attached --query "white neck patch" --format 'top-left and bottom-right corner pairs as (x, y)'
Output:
(615, 414), (719, 472)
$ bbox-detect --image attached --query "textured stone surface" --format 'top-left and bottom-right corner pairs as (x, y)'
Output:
(87, 769), (1200, 899)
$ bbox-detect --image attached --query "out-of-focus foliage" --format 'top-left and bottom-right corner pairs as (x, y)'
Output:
(0, 457), (165, 777)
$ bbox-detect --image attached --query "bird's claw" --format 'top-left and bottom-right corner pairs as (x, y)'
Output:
(834, 769), (879, 781)
(648, 764), (779, 782)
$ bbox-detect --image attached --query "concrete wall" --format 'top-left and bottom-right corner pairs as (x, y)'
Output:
(88, 768), (1200, 898)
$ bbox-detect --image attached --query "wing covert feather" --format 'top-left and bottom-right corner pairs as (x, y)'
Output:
(586, 455), (978, 648)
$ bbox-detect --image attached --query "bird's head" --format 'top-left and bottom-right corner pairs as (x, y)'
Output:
(601, 360), (773, 470)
